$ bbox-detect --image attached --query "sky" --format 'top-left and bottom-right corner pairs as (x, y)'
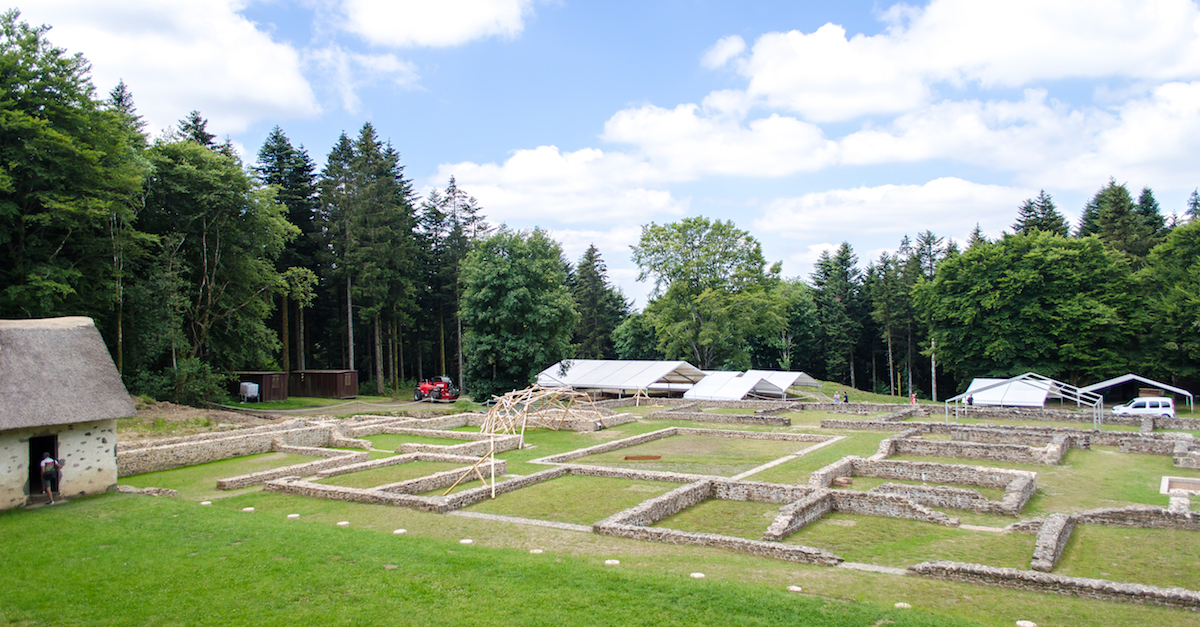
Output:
(18, 0), (1200, 307)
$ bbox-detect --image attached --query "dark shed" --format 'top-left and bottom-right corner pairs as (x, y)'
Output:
(289, 370), (358, 399)
(231, 371), (289, 402)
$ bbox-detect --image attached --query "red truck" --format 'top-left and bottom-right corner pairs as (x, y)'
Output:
(414, 376), (460, 401)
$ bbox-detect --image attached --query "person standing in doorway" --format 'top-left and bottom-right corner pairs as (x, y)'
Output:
(40, 452), (61, 505)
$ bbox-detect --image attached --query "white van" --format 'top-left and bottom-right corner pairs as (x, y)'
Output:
(1111, 397), (1175, 418)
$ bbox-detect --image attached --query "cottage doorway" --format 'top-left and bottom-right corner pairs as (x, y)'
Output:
(28, 435), (58, 497)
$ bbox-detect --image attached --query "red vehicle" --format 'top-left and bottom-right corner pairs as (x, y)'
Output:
(414, 376), (459, 401)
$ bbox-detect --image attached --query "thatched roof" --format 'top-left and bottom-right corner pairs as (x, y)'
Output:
(0, 317), (135, 430)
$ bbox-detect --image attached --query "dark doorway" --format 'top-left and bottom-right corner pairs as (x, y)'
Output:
(28, 435), (58, 497)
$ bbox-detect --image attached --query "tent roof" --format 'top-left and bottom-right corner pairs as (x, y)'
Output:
(745, 370), (821, 390)
(0, 317), (136, 430)
(1080, 373), (1194, 399)
(956, 378), (1056, 407)
(536, 360), (705, 391)
(684, 372), (784, 401)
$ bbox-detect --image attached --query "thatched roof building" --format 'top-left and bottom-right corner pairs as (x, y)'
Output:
(0, 317), (133, 508)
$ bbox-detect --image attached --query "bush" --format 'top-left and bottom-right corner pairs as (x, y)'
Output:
(125, 358), (230, 407)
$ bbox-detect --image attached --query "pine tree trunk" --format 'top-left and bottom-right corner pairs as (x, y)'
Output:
(439, 312), (446, 376)
(297, 306), (306, 371)
(457, 314), (464, 393)
(281, 293), (290, 372)
(346, 276), (354, 370)
(375, 314), (384, 395)
(886, 328), (895, 396)
(930, 338), (937, 402)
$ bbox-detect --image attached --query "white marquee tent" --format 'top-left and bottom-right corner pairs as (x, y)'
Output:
(683, 371), (784, 401)
(946, 372), (1103, 426)
(535, 359), (705, 394)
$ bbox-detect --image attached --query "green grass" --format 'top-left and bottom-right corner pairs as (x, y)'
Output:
(924, 416), (1142, 432)
(889, 447), (1200, 515)
(316, 462), (468, 488)
(366, 433), (473, 450)
(117, 415), (216, 437)
(784, 513), (1037, 569)
(1055, 525), (1200, 590)
(573, 434), (808, 476)
(120, 452), (322, 500)
(654, 498), (780, 538)
(465, 475), (678, 525)
(0, 494), (991, 627)
(744, 431), (890, 484)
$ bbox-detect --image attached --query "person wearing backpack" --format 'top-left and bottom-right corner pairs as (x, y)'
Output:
(39, 452), (62, 505)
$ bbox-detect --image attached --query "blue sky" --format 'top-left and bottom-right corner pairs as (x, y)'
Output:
(20, 1), (1200, 307)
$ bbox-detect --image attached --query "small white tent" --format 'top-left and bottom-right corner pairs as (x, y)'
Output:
(683, 372), (784, 401)
(1080, 373), (1194, 411)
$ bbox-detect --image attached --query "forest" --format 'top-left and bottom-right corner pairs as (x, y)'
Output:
(2, 11), (1198, 404)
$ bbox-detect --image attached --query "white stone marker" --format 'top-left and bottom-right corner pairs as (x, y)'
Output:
(459, 539), (473, 544)
(393, 529), (407, 535)
(337, 521), (350, 527)
(529, 549), (544, 554)
(787, 586), (803, 593)
(200, 501), (212, 506)
(604, 559), (620, 566)
(690, 573), (705, 579)
(242, 507), (255, 512)
(287, 514), (300, 519)
(894, 602), (911, 609)
(1015, 622), (1037, 627)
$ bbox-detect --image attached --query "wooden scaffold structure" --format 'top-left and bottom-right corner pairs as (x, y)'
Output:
(444, 385), (609, 498)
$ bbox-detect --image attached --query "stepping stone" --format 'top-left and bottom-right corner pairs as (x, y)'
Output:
(690, 573), (705, 579)
(242, 507), (255, 512)
(1015, 622), (1037, 627)
(393, 529), (407, 535)
(287, 514), (300, 519)
(529, 549), (543, 554)
(604, 559), (620, 565)
(459, 539), (473, 544)
(384, 564), (398, 570)
(894, 602), (911, 609)
(787, 585), (803, 593)
(200, 501), (212, 506)
(337, 521), (349, 527)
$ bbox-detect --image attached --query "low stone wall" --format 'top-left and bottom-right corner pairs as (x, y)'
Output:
(375, 459), (510, 495)
(644, 411), (790, 426)
(868, 483), (1003, 515)
(1073, 504), (1200, 530)
(811, 457), (1036, 515)
(789, 402), (911, 416)
(763, 489), (833, 541)
(531, 427), (832, 465)
(909, 561), (1200, 608)
(891, 438), (1063, 465)
(118, 421), (336, 477)
(809, 457), (855, 488)
(830, 490), (957, 525)
(216, 448), (368, 490)
(314, 452), (485, 479)
(950, 426), (1089, 449)
(1030, 513), (1076, 572)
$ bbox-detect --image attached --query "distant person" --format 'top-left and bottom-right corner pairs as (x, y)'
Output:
(40, 452), (61, 505)
(833, 392), (841, 403)
(843, 392), (849, 403)
(909, 393), (917, 405)
(966, 395), (974, 406)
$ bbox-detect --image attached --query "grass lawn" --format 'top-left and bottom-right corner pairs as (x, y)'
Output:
(744, 431), (890, 484)
(365, 433), (473, 450)
(573, 434), (808, 476)
(0, 494), (989, 627)
(464, 474), (678, 525)
(316, 461), (468, 489)
(922, 416), (1142, 432)
(654, 498), (780, 538)
(784, 513), (1036, 569)
(889, 447), (1200, 515)
(1055, 525), (1200, 590)
(120, 452), (323, 500)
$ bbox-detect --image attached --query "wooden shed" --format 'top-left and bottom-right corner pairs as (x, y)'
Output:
(0, 317), (134, 509)
(230, 371), (289, 402)
(289, 370), (358, 399)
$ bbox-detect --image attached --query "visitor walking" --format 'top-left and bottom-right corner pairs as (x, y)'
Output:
(40, 452), (61, 505)
(833, 392), (841, 403)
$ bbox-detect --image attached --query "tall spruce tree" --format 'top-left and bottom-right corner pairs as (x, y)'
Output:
(811, 243), (862, 387)
(1013, 190), (1068, 236)
(571, 244), (628, 359)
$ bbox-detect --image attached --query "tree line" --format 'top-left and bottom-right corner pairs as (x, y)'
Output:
(3, 11), (1198, 404)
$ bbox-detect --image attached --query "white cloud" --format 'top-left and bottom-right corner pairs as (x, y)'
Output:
(307, 45), (420, 113)
(602, 104), (837, 178)
(731, 0), (1200, 122)
(340, 0), (534, 47)
(701, 35), (745, 69)
(755, 178), (1032, 241)
(433, 145), (688, 224)
(21, 0), (319, 135)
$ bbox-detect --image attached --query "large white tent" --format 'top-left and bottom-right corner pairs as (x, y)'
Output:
(683, 371), (784, 401)
(946, 372), (1103, 426)
(746, 370), (821, 392)
(535, 359), (705, 394)
(1079, 373), (1194, 411)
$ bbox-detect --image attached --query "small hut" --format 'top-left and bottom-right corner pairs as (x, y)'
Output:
(0, 317), (135, 509)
